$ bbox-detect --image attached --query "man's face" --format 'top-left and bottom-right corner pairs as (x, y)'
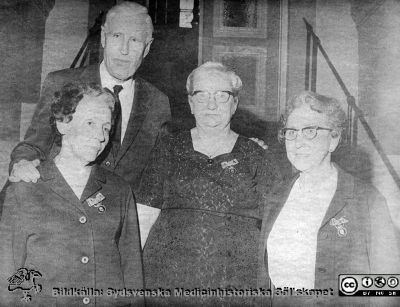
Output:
(189, 72), (238, 129)
(58, 94), (112, 165)
(101, 14), (152, 81)
(285, 104), (339, 172)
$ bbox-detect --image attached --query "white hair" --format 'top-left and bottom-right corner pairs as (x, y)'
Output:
(186, 61), (243, 96)
(103, 1), (153, 43)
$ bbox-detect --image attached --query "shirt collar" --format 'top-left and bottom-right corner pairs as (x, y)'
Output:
(99, 61), (134, 91)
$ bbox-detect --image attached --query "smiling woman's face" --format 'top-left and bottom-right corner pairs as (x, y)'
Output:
(189, 71), (237, 130)
(285, 104), (340, 172)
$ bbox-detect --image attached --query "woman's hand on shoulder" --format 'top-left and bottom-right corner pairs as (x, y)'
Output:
(249, 137), (268, 150)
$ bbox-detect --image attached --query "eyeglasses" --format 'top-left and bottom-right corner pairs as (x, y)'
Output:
(190, 90), (235, 104)
(279, 126), (333, 141)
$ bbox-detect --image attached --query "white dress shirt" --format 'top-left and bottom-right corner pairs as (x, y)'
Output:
(267, 167), (338, 289)
(100, 62), (135, 143)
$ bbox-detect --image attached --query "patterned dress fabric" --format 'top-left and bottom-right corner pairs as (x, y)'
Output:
(137, 131), (280, 305)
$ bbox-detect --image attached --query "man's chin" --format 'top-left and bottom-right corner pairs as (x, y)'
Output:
(110, 71), (131, 81)
(109, 65), (138, 81)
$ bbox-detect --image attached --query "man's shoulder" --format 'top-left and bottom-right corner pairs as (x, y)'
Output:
(45, 65), (99, 84)
(96, 166), (132, 192)
(136, 77), (168, 101)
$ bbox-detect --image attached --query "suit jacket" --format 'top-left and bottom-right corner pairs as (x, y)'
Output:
(10, 64), (171, 192)
(0, 161), (144, 306)
(257, 166), (400, 306)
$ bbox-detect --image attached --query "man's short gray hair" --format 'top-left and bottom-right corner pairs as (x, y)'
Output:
(186, 61), (243, 96)
(103, 1), (153, 43)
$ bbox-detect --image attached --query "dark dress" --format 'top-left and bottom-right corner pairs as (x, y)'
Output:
(138, 130), (281, 305)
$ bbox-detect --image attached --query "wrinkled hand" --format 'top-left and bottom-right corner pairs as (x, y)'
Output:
(250, 137), (268, 150)
(9, 159), (41, 183)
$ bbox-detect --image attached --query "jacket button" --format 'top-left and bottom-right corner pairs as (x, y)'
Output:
(81, 256), (89, 264)
(318, 267), (326, 273)
(207, 159), (213, 164)
(79, 216), (87, 224)
(83, 297), (90, 304)
(105, 161), (111, 167)
(98, 205), (106, 213)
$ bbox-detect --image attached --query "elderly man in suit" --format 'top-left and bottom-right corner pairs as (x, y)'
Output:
(8, 1), (170, 192)
(0, 83), (144, 306)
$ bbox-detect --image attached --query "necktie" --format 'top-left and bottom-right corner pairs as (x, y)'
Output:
(112, 85), (123, 150)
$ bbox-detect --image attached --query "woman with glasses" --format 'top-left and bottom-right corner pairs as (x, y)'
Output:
(137, 62), (281, 305)
(257, 91), (400, 306)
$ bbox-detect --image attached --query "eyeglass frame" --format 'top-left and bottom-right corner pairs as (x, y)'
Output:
(190, 90), (236, 104)
(279, 126), (333, 141)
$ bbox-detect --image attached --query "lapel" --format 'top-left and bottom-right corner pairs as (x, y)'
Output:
(263, 165), (355, 231)
(263, 173), (299, 233)
(39, 160), (85, 214)
(259, 173), (299, 288)
(319, 165), (355, 229)
(260, 165), (355, 248)
(79, 165), (107, 203)
(40, 161), (107, 213)
(114, 78), (149, 165)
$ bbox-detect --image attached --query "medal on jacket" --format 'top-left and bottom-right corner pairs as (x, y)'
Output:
(221, 159), (239, 173)
(330, 217), (348, 237)
(87, 192), (106, 213)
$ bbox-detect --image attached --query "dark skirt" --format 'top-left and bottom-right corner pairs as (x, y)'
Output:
(143, 209), (260, 306)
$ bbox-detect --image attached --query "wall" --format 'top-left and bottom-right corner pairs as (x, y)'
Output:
(0, 0), (89, 190)
(315, 0), (358, 108)
(286, 0), (316, 101)
(19, 0), (89, 137)
(0, 1), (54, 189)
(18, 0), (89, 162)
(352, 0), (400, 227)
(286, 0), (400, 227)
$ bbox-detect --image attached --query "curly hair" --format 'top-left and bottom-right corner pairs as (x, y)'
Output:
(50, 82), (115, 125)
(186, 61), (243, 97)
(280, 91), (347, 140)
(50, 83), (116, 148)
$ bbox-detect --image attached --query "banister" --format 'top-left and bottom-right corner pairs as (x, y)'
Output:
(70, 11), (104, 69)
(303, 18), (400, 190)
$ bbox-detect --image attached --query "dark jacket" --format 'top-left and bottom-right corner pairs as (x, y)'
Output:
(257, 166), (400, 306)
(10, 64), (171, 192)
(0, 161), (144, 306)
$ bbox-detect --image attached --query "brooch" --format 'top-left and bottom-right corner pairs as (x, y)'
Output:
(330, 216), (348, 237)
(221, 159), (239, 173)
(86, 192), (106, 213)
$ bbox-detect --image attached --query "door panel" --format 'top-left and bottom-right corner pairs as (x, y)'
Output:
(199, 0), (281, 122)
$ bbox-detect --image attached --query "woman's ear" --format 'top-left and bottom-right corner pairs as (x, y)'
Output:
(188, 95), (194, 114)
(329, 131), (341, 152)
(101, 26), (106, 48)
(56, 120), (70, 135)
(143, 38), (154, 58)
(231, 97), (239, 114)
